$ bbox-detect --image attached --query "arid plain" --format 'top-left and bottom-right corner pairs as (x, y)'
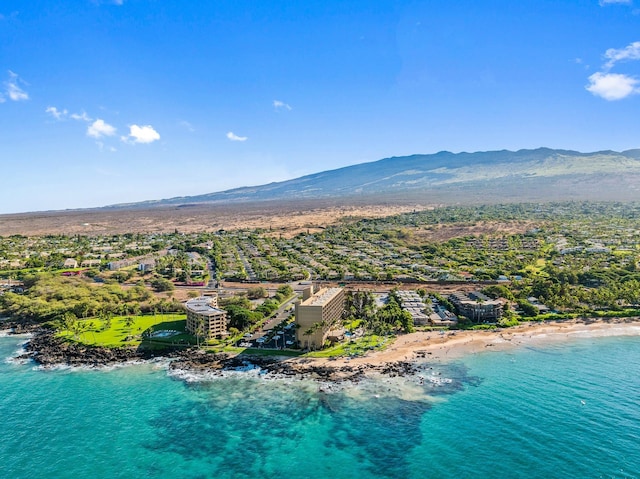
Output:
(0, 200), (422, 236)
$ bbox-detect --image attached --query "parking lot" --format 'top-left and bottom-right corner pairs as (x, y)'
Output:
(235, 296), (299, 350)
(236, 322), (297, 349)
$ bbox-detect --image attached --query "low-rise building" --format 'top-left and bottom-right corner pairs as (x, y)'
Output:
(449, 291), (503, 322)
(295, 287), (345, 350)
(81, 259), (102, 268)
(108, 259), (136, 270)
(184, 295), (228, 339)
(138, 259), (156, 272)
(396, 290), (430, 325)
(63, 258), (78, 269)
(429, 304), (458, 326)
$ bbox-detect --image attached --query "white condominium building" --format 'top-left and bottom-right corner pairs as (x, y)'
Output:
(185, 295), (228, 339)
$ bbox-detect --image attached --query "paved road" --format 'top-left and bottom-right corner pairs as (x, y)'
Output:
(237, 294), (300, 349)
(261, 294), (299, 332)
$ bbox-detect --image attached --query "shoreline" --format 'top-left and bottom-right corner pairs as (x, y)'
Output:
(330, 318), (640, 367)
(8, 318), (640, 382)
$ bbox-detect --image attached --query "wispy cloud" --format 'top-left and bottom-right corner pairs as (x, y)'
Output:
(124, 124), (160, 144)
(586, 72), (640, 100)
(45, 106), (68, 120)
(603, 41), (640, 70)
(226, 131), (248, 142)
(599, 0), (632, 5)
(1, 71), (29, 102)
(46, 106), (93, 122)
(71, 111), (92, 122)
(87, 119), (117, 138)
(273, 100), (292, 111)
(178, 119), (195, 132)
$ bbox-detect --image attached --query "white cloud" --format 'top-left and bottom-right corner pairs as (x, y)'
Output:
(126, 124), (160, 144)
(587, 41), (640, 100)
(87, 119), (117, 138)
(45, 106), (93, 122)
(45, 106), (68, 120)
(273, 100), (292, 111)
(599, 0), (632, 5)
(71, 111), (92, 122)
(226, 131), (248, 142)
(586, 72), (640, 100)
(4, 71), (28, 102)
(604, 41), (640, 69)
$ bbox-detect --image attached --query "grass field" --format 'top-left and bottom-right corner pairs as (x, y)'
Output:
(58, 311), (393, 358)
(58, 313), (192, 348)
(306, 334), (392, 358)
(212, 333), (392, 359)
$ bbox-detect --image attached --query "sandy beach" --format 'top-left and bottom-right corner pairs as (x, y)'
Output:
(21, 318), (640, 383)
(315, 319), (640, 368)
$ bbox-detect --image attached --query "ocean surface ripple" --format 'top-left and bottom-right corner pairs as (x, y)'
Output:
(0, 335), (639, 479)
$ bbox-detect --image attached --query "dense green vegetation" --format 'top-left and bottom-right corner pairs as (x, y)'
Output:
(4, 202), (640, 350)
(344, 290), (414, 334)
(0, 274), (182, 323)
(221, 284), (294, 334)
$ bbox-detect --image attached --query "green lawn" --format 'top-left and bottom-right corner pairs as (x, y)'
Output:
(58, 313), (192, 348)
(523, 259), (548, 277)
(212, 333), (392, 359)
(306, 334), (392, 358)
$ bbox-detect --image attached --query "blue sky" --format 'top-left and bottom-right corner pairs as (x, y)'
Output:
(1, 0), (640, 214)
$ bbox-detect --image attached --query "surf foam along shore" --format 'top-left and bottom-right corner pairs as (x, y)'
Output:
(339, 318), (640, 365)
(15, 318), (640, 383)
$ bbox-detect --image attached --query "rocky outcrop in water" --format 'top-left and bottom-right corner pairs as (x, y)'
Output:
(23, 331), (162, 366)
(21, 330), (418, 382)
(168, 353), (418, 383)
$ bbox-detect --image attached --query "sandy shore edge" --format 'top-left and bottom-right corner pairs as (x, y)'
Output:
(310, 319), (640, 368)
(11, 319), (640, 381)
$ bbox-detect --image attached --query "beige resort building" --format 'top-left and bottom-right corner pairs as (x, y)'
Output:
(184, 295), (228, 339)
(295, 287), (345, 350)
(449, 291), (503, 322)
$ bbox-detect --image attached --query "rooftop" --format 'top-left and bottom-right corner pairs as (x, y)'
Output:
(185, 297), (225, 316)
(301, 287), (343, 307)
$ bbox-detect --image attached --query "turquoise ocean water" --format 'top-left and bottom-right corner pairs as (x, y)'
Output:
(1, 332), (639, 479)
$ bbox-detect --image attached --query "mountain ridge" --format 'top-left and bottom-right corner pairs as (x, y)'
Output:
(108, 147), (640, 209)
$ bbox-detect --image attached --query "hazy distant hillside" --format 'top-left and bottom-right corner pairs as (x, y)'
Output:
(115, 148), (640, 208)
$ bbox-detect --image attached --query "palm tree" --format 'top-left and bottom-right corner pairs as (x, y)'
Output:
(123, 315), (135, 332)
(195, 319), (206, 348)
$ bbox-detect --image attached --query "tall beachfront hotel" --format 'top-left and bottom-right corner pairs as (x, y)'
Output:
(295, 287), (345, 350)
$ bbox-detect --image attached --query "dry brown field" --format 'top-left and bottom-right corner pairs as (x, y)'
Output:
(0, 194), (541, 240)
(0, 200), (427, 236)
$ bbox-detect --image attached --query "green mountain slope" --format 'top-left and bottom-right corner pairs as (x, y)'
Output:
(114, 148), (640, 207)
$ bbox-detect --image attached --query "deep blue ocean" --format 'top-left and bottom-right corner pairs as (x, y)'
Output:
(1, 332), (639, 479)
